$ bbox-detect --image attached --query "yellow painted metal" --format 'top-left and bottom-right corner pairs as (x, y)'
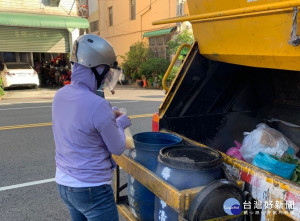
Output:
(221, 153), (300, 195)
(113, 154), (183, 213)
(236, 180), (245, 191)
(174, 132), (300, 194)
(159, 43), (197, 119)
(180, 186), (205, 212)
(153, 0), (300, 71)
(117, 204), (136, 221)
(113, 153), (242, 220)
(162, 43), (191, 92)
(153, 0), (300, 25)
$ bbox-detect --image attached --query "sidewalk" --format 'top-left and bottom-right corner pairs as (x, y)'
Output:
(0, 87), (57, 104)
(0, 84), (165, 104)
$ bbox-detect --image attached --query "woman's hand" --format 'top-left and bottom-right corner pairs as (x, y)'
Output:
(113, 110), (123, 118)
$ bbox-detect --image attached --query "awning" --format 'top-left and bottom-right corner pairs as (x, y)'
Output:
(0, 12), (89, 29)
(143, 27), (176, 38)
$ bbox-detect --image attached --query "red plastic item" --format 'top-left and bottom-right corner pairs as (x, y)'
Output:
(143, 79), (147, 87)
(152, 112), (159, 132)
(63, 81), (71, 85)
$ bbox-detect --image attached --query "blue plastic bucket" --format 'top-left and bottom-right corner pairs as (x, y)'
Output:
(154, 145), (223, 221)
(127, 132), (182, 221)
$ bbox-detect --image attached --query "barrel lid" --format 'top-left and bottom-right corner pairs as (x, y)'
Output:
(188, 179), (244, 221)
(133, 132), (182, 152)
(158, 145), (222, 170)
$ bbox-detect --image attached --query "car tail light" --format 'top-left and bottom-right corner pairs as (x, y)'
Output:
(5, 72), (15, 76)
(152, 112), (159, 132)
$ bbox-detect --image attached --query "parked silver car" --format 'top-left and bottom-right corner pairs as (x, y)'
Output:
(0, 62), (40, 88)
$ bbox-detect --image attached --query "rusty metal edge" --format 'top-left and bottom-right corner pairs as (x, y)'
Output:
(113, 154), (183, 213)
(117, 204), (137, 221)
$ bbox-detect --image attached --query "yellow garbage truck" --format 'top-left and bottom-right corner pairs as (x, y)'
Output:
(113, 0), (300, 220)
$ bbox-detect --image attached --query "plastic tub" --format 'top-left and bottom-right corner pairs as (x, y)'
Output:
(154, 145), (223, 221)
(127, 132), (182, 221)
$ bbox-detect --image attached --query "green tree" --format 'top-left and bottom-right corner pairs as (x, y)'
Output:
(139, 57), (169, 80)
(121, 42), (151, 80)
(167, 28), (194, 57)
(165, 28), (194, 84)
(0, 78), (5, 96)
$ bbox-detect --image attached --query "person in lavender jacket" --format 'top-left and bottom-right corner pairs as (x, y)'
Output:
(52, 34), (131, 221)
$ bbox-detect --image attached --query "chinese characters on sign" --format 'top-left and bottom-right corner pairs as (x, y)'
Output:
(14, 30), (48, 39)
(243, 200), (295, 215)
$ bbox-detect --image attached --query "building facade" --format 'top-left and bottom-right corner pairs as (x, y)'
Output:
(97, 0), (189, 63)
(86, 0), (99, 35)
(0, 0), (89, 66)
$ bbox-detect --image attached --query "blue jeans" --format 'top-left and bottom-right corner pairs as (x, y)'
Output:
(57, 184), (119, 221)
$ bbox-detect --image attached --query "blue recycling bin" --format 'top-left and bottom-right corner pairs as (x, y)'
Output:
(127, 132), (182, 221)
(154, 145), (223, 221)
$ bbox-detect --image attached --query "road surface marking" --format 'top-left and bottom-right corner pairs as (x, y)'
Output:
(0, 178), (55, 192)
(128, 113), (153, 119)
(0, 113), (153, 131)
(0, 122), (53, 130)
(0, 105), (51, 111)
(0, 101), (139, 111)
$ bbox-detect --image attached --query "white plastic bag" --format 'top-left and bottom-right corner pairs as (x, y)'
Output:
(239, 123), (290, 163)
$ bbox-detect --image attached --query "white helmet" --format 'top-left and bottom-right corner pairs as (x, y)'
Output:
(71, 34), (118, 68)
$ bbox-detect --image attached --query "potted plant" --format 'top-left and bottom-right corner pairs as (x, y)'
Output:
(147, 77), (154, 88)
(0, 78), (5, 98)
(139, 57), (169, 89)
(157, 74), (164, 89)
(136, 79), (143, 87)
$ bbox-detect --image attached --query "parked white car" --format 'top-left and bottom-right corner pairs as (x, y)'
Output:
(0, 62), (40, 88)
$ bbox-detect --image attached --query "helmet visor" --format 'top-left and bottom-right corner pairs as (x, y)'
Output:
(102, 68), (121, 91)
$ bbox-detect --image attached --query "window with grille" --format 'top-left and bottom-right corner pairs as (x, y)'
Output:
(90, 20), (99, 32)
(148, 35), (171, 60)
(109, 7), (113, 26)
(149, 38), (156, 46)
(130, 0), (136, 20)
(41, 0), (60, 7)
(157, 36), (164, 45)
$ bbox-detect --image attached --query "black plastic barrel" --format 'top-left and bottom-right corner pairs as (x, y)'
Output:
(154, 145), (223, 221)
(127, 132), (182, 221)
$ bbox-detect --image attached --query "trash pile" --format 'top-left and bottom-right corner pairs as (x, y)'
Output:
(226, 122), (300, 182)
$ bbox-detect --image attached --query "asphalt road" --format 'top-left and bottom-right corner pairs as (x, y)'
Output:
(0, 88), (164, 221)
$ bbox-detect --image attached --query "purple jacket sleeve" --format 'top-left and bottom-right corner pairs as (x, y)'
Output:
(92, 101), (126, 156)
